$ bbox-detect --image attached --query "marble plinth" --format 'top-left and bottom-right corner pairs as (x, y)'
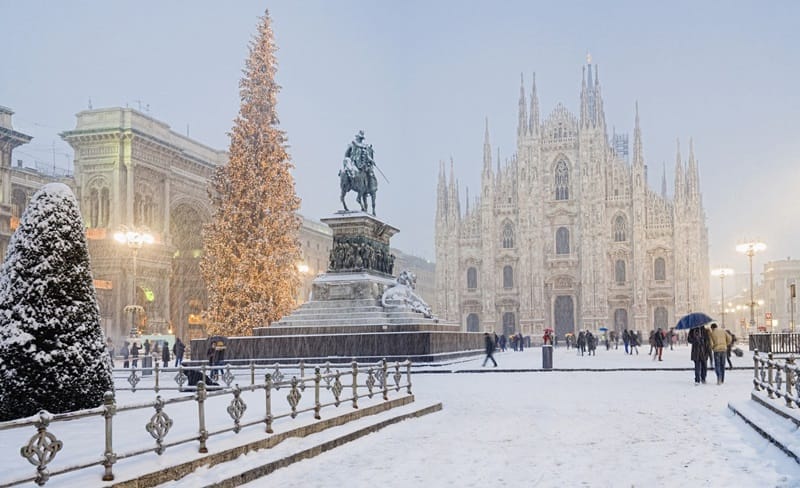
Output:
(189, 213), (484, 363)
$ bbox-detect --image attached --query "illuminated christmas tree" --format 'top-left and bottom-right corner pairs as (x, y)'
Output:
(201, 10), (301, 336)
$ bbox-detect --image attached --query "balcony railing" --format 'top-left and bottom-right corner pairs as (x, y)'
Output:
(749, 333), (800, 354)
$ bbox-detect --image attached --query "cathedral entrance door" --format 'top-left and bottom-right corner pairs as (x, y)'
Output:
(614, 308), (628, 332)
(554, 296), (574, 339)
(502, 312), (516, 337)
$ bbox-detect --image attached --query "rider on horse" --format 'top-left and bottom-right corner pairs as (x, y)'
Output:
(341, 130), (379, 214)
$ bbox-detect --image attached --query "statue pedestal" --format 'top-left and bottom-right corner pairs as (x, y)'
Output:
(191, 211), (484, 363)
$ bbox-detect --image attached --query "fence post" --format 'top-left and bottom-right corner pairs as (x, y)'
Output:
(101, 391), (117, 481)
(406, 360), (413, 395)
(265, 373), (274, 434)
(314, 367), (322, 420)
(382, 359), (389, 401)
(753, 350), (761, 391)
(197, 381), (208, 453)
(351, 361), (359, 409)
(250, 360), (255, 386)
(768, 352), (776, 399)
(786, 355), (795, 408)
(154, 362), (160, 393)
(300, 360), (305, 379)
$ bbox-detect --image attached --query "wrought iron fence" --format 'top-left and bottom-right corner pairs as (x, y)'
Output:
(748, 333), (800, 354)
(752, 351), (800, 409)
(0, 359), (412, 487)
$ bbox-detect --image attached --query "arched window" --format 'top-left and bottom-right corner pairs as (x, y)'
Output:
(467, 267), (478, 290)
(614, 215), (627, 242)
(654, 257), (666, 281)
(555, 160), (569, 200)
(502, 312), (516, 336)
(466, 313), (480, 332)
(654, 307), (668, 329)
(503, 265), (513, 289)
(556, 227), (570, 254)
(87, 184), (111, 228)
(615, 259), (626, 284)
(502, 223), (514, 248)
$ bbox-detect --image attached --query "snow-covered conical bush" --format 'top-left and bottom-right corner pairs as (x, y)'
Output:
(0, 183), (113, 420)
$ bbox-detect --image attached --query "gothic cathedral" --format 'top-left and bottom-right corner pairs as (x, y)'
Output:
(434, 61), (709, 339)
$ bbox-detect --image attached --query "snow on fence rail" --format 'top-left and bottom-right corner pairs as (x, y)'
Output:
(0, 359), (412, 487)
(752, 350), (800, 409)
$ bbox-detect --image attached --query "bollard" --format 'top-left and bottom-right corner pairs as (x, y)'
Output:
(542, 344), (553, 370)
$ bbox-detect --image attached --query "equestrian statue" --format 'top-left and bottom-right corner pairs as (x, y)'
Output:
(339, 130), (385, 216)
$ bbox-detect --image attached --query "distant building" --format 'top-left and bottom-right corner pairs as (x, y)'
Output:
(435, 61), (710, 338)
(762, 258), (800, 333)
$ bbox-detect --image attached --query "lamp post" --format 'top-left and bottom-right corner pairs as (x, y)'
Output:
(114, 226), (154, 337)
(736, 241), (766, 333)
(711, 268), (734, 328)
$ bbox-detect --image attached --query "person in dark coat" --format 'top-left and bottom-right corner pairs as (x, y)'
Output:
(162, 341), (171, 367)
(688, 326), (711, 384)
(629, 331), (640, 355)
(121, 341), (130, 369)
(482, 332), (497, 367)
(653, 328), (664, 361)
(622, 330), (630, 354)
(576, 331), (586, 356)
(144, 339), (151, 356)
(173, 338), (186, 366)
(130, 341), (140, 368)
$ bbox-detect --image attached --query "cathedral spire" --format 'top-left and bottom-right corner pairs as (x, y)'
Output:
(633, 102), (644, 167)
(518, 73), (527, 138)
(529, 72), (540, 136)
(580, 65), (589, 126)
(465, 186), (470, 214)
(483, 116), (492, 175)
(687, 138), (701, 203)
(661, 162), (667, 199)
(674, 139), (685, 202)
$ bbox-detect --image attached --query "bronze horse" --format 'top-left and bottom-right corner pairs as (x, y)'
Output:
(339, 169), (377, 215)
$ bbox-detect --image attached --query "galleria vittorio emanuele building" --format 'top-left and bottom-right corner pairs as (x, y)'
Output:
(435, 60), (709, 339)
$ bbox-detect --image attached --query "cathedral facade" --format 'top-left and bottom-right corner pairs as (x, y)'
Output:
(435, 61), (709, 339)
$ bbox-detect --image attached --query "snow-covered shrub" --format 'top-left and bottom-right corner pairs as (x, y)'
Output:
(0, 183), (113, 421)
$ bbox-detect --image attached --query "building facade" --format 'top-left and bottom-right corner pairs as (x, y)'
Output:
(761, 258), (800, 333)
(2, 106), (434, 346)
(435, 62), (710, 338)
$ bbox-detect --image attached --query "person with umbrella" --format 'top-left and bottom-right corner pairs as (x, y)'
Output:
(676, 312), (715, 384)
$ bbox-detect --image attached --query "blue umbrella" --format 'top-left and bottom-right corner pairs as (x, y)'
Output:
(598, 327), (609, 332)
(675, 312), (715, 330)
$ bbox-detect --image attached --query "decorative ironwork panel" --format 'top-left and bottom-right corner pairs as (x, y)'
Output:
(272, 364), (284, 388)
(331, 372), (343, 407)
(393, 365), (402, 391)
(20, 411), (63, 486)
(287, 377), (302, 418)
(145, 396), (173, 455)
(174, 368), (187, 388)
(366, 368), (376, 398)
(222, 365), (235, 387)
(227, 385), (247, 433)
(323, 363), (333, 389)
(375, 367), (385, 388)
(127, 369), (141, 390)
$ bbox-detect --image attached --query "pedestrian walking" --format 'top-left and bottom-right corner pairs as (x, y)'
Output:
(130, 341), (140, 368)
(725, 330), (736, 369)
(688, 326), (711, 384)
(622, 330), (630, 354)
(708, 323), (731, 385)
(482, 332), (498, 367)
(106, 338), (115, 367)
(121, 341), (130, 369)
(629, 331), (639, 355)
(144, 339), (151, 356)
(173, 337), (186, 367)
(653, 328), (664, 361)
(162, 341), (171, 368)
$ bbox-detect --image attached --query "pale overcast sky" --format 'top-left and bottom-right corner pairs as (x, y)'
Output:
(1, 1), (799, 288)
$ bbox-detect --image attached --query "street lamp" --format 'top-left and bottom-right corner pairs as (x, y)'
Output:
(736, 241), (766, 333)
(115, 226), (154, 337)
(711, 268), (734, 328)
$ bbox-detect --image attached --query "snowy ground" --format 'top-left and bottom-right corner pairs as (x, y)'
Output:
(4, 343), (800, 487)
(256, 344), (800, 488)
